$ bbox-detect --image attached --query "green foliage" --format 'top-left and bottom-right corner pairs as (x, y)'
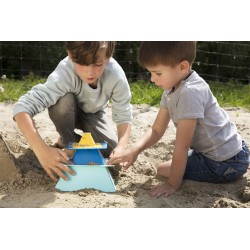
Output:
(1, 79), (250, 111)
(130, 80), (163, 106)
(130, 80), (250, 110)
(0, 75), (44, 102)
(209, 81), (250, 110)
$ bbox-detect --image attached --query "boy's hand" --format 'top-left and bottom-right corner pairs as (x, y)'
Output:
(108, 148), (139, 170)
(35, 145), (75, 182)
(109, 145), (125, 159)
(150, 182), (177, 198)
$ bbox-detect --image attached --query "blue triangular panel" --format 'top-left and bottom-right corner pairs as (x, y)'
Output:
(55, 165), (116, 192)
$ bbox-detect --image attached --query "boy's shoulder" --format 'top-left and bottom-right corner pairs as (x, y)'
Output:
(177, 71), (213, 105)
(50, 56), (75, 79)
(183, 71), (208, 92)
(58, 56), (73, 69)
(103, 58), (127, 80)
(106, 57), (123, 71)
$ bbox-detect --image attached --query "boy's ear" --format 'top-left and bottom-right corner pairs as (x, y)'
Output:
(67, 51), (72, 59)
(180, 60), (190, 72)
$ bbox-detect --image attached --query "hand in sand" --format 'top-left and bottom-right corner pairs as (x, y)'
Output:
(35, 145), (75, 181)
(150, 182), (177, 198)
(108, 148), (139, 170)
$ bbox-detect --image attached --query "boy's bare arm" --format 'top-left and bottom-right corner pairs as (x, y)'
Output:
(168, 119), (197, 189)
(117, 123), (131, 148)
(108, 108), (170, 167)
(133, 108), (170, 153)
(14, 112), (75, 181)
(151, 119), (197, 197)
(151, 119), (197, 198)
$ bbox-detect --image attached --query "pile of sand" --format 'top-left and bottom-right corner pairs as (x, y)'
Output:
(0, 134), (21, 182)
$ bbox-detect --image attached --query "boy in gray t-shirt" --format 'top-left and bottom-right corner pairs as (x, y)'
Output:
(108, 42), (249, 198)
(13, 42), (132, 182)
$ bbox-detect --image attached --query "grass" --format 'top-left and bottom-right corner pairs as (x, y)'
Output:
(0, 76), (45, 102)
(130, 80), (250, 110)
(130, 80), (163, 106)
(209, 81), (250, 110)
(1, 77), (250, 110)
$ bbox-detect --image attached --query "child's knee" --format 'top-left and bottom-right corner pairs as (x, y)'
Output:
(156, 161), (171, 177)
(49, 93), (76, 117)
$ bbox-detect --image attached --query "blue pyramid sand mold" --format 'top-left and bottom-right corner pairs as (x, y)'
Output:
(55, 134), (116, 192)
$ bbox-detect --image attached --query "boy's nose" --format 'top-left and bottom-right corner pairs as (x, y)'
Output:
(87, 66), (95, 76)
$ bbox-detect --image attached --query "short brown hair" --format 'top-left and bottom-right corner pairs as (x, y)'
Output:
(138, 41), (197, 67)
(65, 41), (116, 65)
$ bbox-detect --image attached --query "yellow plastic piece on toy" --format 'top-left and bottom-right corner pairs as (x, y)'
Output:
(70, 133), (102, 148)
(78, 133), (95, 146)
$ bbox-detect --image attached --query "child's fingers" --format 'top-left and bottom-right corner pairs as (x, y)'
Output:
(108, 156), (122, 165)
(150, 188), (164, 198)
(45, 149), (75, 180)
(163, 192), (173, 198)
(57, 163), (75, 177)
(108, 151), (114, 159)
(123, 160), (133, 170)
(57, 148), (70, 160)
(45, 168), (58, 182)
(150, 183), (167, 197)
(50, 164), (75, 181)
(150, 183), (176, 198)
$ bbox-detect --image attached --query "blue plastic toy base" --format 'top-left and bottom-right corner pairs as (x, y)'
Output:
(55, 165), (116, 192)
(73, 149), (106, 165)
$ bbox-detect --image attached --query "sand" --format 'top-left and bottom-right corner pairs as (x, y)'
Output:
(0, 102), (250, 208)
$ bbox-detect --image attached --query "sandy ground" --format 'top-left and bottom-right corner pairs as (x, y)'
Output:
(0, 102), (250, 208)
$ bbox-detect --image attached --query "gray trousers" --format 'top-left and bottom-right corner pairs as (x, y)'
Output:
(48, 93), (117, 158)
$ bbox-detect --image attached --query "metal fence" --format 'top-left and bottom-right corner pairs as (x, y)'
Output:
(0, 41), (250, 84)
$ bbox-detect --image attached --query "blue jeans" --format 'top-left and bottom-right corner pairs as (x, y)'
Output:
(183, 141), (250, 183)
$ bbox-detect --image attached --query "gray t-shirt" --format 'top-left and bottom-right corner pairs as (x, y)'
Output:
(160, 70), (242, 161)
(13, 57), (132, 125)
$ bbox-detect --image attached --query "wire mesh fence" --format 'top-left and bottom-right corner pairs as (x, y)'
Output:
(0, 41), (250, 84)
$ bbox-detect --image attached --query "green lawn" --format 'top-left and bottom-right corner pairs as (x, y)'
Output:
(130, 80), (250, 110)
(1, 78), (250, 110)
(0, 77), (45, 102)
